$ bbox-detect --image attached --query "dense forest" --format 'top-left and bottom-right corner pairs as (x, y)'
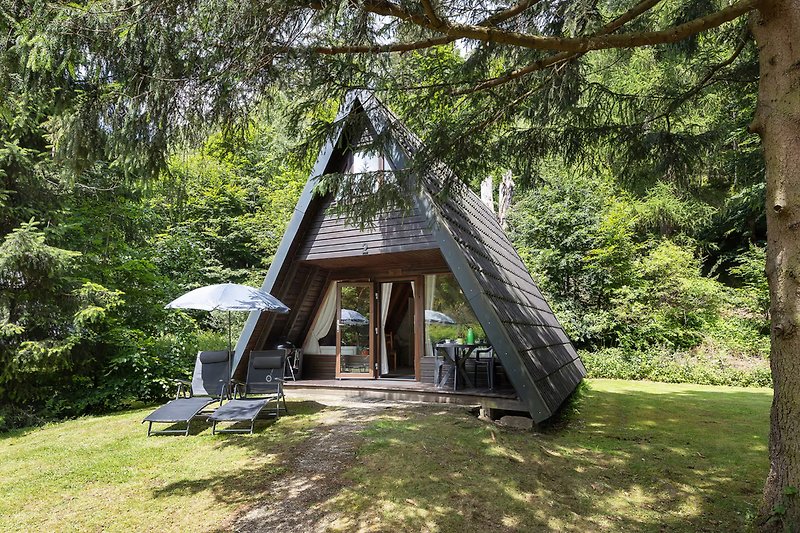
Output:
(0, 98), (310, 429)
(0, 16), (769, 431)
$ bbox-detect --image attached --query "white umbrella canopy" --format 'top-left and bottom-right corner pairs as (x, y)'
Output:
(340, 309), (369, 326)
(165, 283), (289, 313)
(165, 283), (290, 384)
(425, 310), (456, 324)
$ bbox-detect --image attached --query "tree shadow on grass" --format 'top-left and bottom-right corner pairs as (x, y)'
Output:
(149, 400), (333, 509)
(318, 382), (771, 532)
(145, 385), (771, 532)
(0, 426), (38, 440)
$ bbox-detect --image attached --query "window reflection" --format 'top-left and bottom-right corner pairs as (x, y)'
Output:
(424, 273), (485, 355)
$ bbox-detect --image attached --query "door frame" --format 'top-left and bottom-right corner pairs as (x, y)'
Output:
(335, 281), (376, 379)
(374, 275), (425, 381)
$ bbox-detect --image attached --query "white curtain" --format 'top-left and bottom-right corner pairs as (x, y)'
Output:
(424, 275), (436, 356)
(379, 283), (393, 375)
(302, 283), (338, 354)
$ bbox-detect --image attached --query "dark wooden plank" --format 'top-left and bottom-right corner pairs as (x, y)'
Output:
(309, 215), (432, 234)
(300, 241), (439, 261)
(296, 272), (334, 349)
(534, 359), (586, 413)
(278, 266), (320, 340)
(301, 226), (436, 248)
(526, 343), (580, 379)
(302, 353), (337, 379)
(300, 232), (438, 256)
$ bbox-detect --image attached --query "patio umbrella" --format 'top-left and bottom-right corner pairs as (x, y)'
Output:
(340, 308), (369, 325)
(425, 310), (456, 324)
(165, 283), (290, 380)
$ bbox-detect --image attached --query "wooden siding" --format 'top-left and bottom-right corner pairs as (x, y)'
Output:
(296, 197), (438, 262)
(420, 357), (436, 384)
(301, 353), (336, 379)
(304, 248), (449, 273)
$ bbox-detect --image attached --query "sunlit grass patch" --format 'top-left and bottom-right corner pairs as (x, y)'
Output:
(0, 401), (326, 532)
(328, 379), (771, 532)
(0, 381), (772, 532)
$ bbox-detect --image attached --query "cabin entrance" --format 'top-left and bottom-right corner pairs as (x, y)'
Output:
(333, 278), (422, 380)
(378, 281), (416, 379)
(335, 282), (375, 378)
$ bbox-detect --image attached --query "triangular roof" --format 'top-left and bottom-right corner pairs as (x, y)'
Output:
(233, 91), (585, 422)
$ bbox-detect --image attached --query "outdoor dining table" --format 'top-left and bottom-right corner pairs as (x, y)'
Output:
(434, 341), (492, 391)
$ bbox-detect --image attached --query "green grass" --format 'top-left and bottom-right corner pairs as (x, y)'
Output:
(0, 380), (772, 532)
(0, 401), (326, 532)
(326, 379), (772, 532)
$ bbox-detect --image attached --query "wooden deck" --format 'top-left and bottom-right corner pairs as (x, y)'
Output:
(284, 378), (524, 411)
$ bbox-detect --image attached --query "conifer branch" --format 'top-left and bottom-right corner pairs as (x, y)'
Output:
(456, 0), (665, 94)
(482, 0), (541, 27)
(419, 0), (445, 29)
(435, 0), (758, 52)
(313, 36), (454, 54)
(312, 0), (758, 54)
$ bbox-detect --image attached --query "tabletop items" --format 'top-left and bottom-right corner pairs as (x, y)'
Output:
(434, 341), (494, 391)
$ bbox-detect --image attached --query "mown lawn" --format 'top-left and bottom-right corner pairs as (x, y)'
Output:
(327, 379), (771, 532)
(0, 401), (326, 532)
(0, 379), (771, 532)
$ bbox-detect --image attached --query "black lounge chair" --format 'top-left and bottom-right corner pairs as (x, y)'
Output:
(143, 350), (230, 436)
(208, 350), (288, 435)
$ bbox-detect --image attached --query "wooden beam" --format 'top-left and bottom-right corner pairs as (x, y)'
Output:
(279, 265), (320, 340)
(297, 271), (334, 351)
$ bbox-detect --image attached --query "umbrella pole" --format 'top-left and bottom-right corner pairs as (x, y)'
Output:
(227, 310), (232, 398)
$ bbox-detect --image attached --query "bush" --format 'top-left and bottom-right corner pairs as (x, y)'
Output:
(581, 347), (771, 388)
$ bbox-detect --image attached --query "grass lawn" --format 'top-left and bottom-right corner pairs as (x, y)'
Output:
(329, 379), (771, 532)
(0, 401), (326, 532)
(0, 379), (771, 532)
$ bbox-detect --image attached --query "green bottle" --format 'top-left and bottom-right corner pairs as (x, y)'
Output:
(466, 327), (475, 344)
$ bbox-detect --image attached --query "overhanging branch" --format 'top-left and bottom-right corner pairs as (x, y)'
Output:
(433, 0), (758, 52)
(482, 0), (542, 27)
(457, 0), (665, 94)
(327, 0), (758, 53)
(313, 35), (454, 54)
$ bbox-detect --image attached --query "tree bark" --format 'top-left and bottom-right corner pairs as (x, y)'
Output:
(751, 0), (800, 530)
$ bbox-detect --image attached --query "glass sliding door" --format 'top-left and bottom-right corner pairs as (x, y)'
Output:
(336, 282), (375, 378)
(378, 281), (417, 378)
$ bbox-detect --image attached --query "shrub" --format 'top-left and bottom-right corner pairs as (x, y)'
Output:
(581, 347), (771, 388)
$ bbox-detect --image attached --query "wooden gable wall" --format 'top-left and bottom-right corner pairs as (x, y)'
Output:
(297, 199), (438, 262)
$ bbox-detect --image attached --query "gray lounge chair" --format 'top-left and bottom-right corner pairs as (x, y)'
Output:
(208, 350), (288, 435)
(143, 350), (230, 436)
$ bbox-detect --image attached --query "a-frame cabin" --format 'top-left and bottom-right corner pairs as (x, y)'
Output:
(233, 91), (585, 422)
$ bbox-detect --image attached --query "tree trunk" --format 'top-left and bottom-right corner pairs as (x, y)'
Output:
(751, 0), (800, 530)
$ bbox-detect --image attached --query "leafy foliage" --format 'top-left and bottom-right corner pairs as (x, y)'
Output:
(0, 96), (308, 429)
(0, 0), (770, 428)
(508, 166), (768, 383)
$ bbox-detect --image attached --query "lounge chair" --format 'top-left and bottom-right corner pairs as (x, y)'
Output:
(207, 350), (288, 435)
(142, 350), (230, 436)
